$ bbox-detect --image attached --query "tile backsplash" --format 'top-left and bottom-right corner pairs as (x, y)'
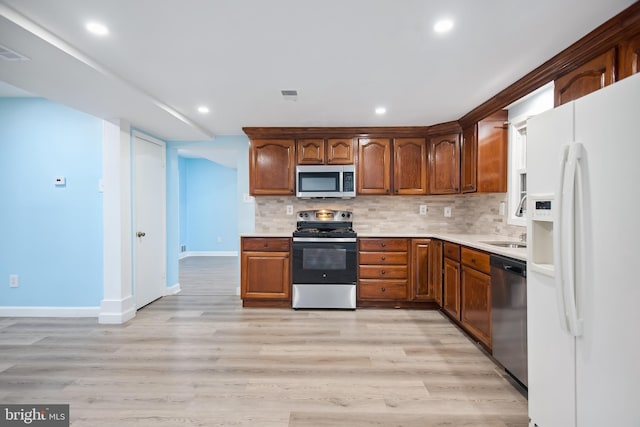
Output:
(254, 193), (525, 237)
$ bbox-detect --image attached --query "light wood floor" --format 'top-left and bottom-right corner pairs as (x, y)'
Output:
(0, 256), (528, 426)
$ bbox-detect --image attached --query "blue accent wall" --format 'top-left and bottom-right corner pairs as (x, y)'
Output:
(179, 158), (238, 251)
(0, 98), (103, 307)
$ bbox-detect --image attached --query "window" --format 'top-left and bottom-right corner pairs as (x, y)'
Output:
(506, 82), (554, 226)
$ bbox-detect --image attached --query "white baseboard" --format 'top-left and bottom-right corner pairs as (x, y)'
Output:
(179, 251), (238, 259)
(98, 295), (136, 324)
(0, 306), (101, 318)
(165, 283), (181, 295)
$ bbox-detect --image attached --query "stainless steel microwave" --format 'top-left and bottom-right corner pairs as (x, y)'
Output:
(295, 165), (356, 198)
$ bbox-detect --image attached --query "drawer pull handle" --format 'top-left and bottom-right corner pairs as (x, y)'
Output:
(381, 270), (386, 275)
(381, 287), (386, 292)
(263, 243), (269, 247)
(381, 243), (386, 247)
(381, 256), (386, 261)
(471, 258), (476, 263)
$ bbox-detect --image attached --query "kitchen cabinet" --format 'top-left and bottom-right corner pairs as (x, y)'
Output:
(477, 111), (508, 193)
(393, 138), (428, 195)
(461, 111), (508, 194)
(460, 247), (492, 348)
(429, 133), (460, 194)
(358, 238), (409, 301)
(554, 48), (616, 106)
(240, 237), (291, 306)
(443, 242), (461, 320)
(460, 126), (477, 193)
(619, 32), (640, 80)
(357, 138), (392, 194)
(249, 139), (296, 195)
(296, 138), (355, 165)
(410, 239), (442, 302)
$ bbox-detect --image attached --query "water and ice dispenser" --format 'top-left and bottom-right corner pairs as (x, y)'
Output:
(528, 194), (555, 276)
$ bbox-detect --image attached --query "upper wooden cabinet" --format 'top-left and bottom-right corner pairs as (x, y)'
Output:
(429, 133), (460, 195)
(477, 111), (508, 193)
(619, 32), (640, 80)
(358, 138), (392, 194)
(249, 139), (296, 195)
(393, 138), (428, 195)
(554, 48), (616, 106)
(461, 126), (477, 193)
(296, 138), (355, 165)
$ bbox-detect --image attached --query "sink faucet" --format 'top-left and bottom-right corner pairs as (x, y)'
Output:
(515, 194), (527, 217)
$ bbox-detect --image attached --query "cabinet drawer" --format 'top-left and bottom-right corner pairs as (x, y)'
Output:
(359, 279), (408, 300)
(359, 265), (407, 279)
(242, 237), (290, 252)
(359, 238), (408, 251)
(461, 247), (490, 274)
(443, 242), (461, 261)
(359, 252), (408, 265)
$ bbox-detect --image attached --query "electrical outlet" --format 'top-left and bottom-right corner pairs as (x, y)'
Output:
(9, 274), (18, 288)
(419, 204), (427, 216)
(444, 207), (452, 218)
(286, 205), (294, 215)
(499, 201), (506, 216)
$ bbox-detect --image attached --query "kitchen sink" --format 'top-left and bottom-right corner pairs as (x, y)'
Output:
(481, 241), (527, 249)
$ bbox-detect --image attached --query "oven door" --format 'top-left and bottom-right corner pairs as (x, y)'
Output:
(292, 238), (357, 284)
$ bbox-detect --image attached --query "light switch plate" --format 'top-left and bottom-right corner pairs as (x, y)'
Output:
(444, 207), (452, 218)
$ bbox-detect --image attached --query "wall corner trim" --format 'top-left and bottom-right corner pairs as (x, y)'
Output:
(166, 283), (181, 295)
(98, 296), (136, 324)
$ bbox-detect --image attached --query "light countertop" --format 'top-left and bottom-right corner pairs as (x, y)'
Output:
(242, 232), (526, 261)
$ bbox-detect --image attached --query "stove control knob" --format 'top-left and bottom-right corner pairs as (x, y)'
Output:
(341, 213), (345, 217)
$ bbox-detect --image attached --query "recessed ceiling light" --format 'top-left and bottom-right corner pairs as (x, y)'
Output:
(375, 107), (387, 115)
(86, 21), (109, 36)
(434, 19), (454, 34)
(197, 106), (210, 114)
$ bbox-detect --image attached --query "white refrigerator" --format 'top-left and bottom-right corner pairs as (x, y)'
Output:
(526, 72), (640, 427)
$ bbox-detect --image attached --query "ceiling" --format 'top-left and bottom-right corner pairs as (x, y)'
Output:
(0, 0), (636, 141)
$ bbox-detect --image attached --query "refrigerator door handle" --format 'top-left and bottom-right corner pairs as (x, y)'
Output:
(554, 144), (570, 333)
(555, 142), (584, 337)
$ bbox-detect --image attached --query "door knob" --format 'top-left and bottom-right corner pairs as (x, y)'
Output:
(137, 231), (146, 237)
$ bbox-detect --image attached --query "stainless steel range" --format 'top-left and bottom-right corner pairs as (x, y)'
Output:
(292, 209), (357, 309)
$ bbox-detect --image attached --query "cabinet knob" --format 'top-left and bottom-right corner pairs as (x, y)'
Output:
(381, 256), (386, 261)
(395, 189), (398, 193)
(471, 258), (476, 263)
(381, 270), (386, 275)
(263, 243), (269, 247)
(381, 243), (386, 247)
(381, 287), (386, 292)
(386, 188), (390, 193)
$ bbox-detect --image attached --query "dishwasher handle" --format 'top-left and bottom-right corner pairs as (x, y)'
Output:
(491, 255), (527, 278)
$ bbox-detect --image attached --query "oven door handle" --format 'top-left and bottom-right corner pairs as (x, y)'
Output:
(292, 237), (357, 243)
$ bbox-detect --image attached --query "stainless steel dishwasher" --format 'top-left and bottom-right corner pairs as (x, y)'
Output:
(491, 254), (527, 387)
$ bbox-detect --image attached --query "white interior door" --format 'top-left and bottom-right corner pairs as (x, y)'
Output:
(133, 133), (166, 309)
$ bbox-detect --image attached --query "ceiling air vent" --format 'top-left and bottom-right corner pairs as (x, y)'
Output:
(281, 89), (298, 101)
(0, 44), (30, 61)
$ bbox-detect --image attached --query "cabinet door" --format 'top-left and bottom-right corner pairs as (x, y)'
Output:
(296, 139), (325, 164)
(250, 139), (295, 195)
(410, 239), (431, 300)
(241, 251), (290, 300)
(554, 48), (616, 106)
(429, 133), (460, 194)
(477, 112), (508, 193)
(443, 257), (461, 320)
(394, 138), (428, 195)
(619, 32), (640, 80)
(461, 266), (492, 348)
(429, 240), (443, 306)
(460, 126), (477, 193)
(357, 138), (391, 194)
(327, 138), (355, 164)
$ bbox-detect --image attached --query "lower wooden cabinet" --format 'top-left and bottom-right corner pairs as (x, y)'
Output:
(443, 257), (461, 320)
(358, 238), (408, 302)
(460, 247), (492, 348)
(240, 237), (291, 306)
(410, 239), (442, 302)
